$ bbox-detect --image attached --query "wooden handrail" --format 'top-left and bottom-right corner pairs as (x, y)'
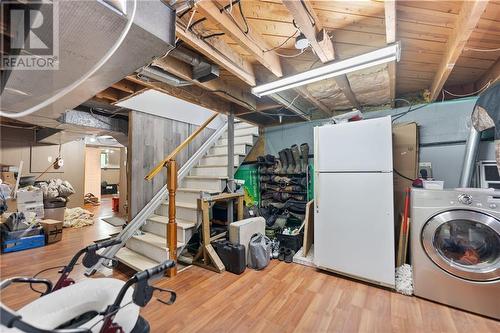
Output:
(145, 112), (219, 180)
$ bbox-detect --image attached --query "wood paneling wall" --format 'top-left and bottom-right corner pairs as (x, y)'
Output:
(128, 111), (216, 218)
(0, 127), (86, 208)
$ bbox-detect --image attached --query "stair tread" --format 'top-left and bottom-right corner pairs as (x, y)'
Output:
(161, 201), (197, 209)
(214, 143), (251, 148)
(116, 247), (160, 272)
(234, 124), (257, 130)
(204, 153), (245, 157)
(148, 214), (196, 229)
(226, 132), (258, 138)
(184, 175), (228, 179)
(177, 187), (217, 193)
(131, 231), (184, 249)
(195, 164), (237, 168)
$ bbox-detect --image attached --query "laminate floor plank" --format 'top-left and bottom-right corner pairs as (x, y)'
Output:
(1, 201), (499, 332)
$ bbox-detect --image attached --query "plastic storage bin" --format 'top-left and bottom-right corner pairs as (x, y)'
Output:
(1, 234), (45, 253)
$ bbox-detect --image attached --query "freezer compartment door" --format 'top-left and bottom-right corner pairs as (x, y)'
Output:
(315, 116), (393, 172)
(314, 172), (395, 287)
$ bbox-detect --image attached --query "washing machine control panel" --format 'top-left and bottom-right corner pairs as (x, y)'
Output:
(458, 193), (473, 205)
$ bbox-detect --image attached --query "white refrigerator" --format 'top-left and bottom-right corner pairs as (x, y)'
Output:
(313, 116), (395, 288)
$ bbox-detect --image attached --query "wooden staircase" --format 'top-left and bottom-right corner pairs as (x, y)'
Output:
(115, 121), (258, 271)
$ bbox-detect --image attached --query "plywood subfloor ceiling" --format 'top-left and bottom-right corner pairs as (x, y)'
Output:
(94, 0), (500, 126)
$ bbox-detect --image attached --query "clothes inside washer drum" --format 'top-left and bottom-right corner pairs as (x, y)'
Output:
(3, 278), (140, 333)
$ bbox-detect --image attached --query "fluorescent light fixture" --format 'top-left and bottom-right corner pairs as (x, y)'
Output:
(252, 42), (401, 97)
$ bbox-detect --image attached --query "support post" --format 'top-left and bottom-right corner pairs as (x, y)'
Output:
(166, 159), (178, 276)
(227, 111), (235, 224)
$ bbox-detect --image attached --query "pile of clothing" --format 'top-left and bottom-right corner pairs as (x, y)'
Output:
(64, 207), (94, 228)
(36, 179), (75, 203)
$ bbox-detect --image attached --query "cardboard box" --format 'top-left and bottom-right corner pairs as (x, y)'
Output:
(0, 172), (16, 187)
(40, 219), (63, 244)
(17, 188), (44, 218)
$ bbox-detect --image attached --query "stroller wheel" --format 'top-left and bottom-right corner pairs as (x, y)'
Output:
(131, 315), (150, 333)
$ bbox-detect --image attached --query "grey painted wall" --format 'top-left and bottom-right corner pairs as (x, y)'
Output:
(264, 97), (494, 189)
(128, 111), (216, 218)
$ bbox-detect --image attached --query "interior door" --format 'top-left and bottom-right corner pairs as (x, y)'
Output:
(315, 172), (395, 287)
(422, 210), (500, 281)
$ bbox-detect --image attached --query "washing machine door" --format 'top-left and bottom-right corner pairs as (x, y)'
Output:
(422, 210), (500, 281)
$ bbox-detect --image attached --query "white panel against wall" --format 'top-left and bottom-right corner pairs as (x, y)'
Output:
(117, 89), (226, 129)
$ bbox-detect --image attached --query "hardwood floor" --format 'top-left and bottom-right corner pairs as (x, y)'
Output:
(1, 200), (499, 332)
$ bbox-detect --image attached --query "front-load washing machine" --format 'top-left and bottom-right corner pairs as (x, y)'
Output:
(411, 188), (500, 319)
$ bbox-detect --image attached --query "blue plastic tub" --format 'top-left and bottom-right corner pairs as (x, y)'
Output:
(1, 234), (45, 253)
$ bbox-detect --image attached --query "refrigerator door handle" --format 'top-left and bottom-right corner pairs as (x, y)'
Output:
(315, 173), (319, 211)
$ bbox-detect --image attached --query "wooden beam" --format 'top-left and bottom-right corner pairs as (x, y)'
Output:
(282, 0), (335, 63)
(429, 0), (489, 101)
(152, 56), (257, 110)
(112, 80), (137, 94)
(196, 0), (283, 77)
(95, 88), (120, 102)
(296, 87), (332, 116)
(334, 75), (361, 110)
(384, 0), (397, 107)
(281, 0), (359, 110)
(175, 21), (256, 86)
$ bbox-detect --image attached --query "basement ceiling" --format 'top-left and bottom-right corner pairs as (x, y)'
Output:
(92, 0), (500, 126)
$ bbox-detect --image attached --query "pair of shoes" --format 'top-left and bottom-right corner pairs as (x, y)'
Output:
(278, 247), (295, 263)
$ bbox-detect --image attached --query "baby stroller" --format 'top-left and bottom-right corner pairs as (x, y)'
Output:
(0, 238), (176, 332)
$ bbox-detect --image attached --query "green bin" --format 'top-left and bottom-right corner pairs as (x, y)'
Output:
(235, 163), (260, 206)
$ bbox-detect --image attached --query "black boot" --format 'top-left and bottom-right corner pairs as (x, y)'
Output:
(284, 148), (295, 174)
(278, 150), (287, 174)
(300, 143), (309, 173)
(291, 144), (301, 174)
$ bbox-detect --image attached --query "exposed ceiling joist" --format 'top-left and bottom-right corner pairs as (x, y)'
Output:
(112, 80), (137, 94)
(175, 21), (256, 86)
(196, 0), (283, 78)
(281, 0), (360, 110)
(334, 75), (361, 110)
(152, 56), (257, 110)
(429, 0), (489, 101)
(295, 87), (332, 116)
(282, 0), (335, 62)
(96, 88), (120, 103)
(384, 0), (396, 108)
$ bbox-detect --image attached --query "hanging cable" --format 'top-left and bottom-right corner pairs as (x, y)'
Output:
(442, 80), (492, 97)
(264, 29), (299, 52)
(202, 32), (225, 40)
(274, 47), (309, 58)
(300, 0), (316, 26)
(186, 9), (200, 31)
(0, 0), (138, 118)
